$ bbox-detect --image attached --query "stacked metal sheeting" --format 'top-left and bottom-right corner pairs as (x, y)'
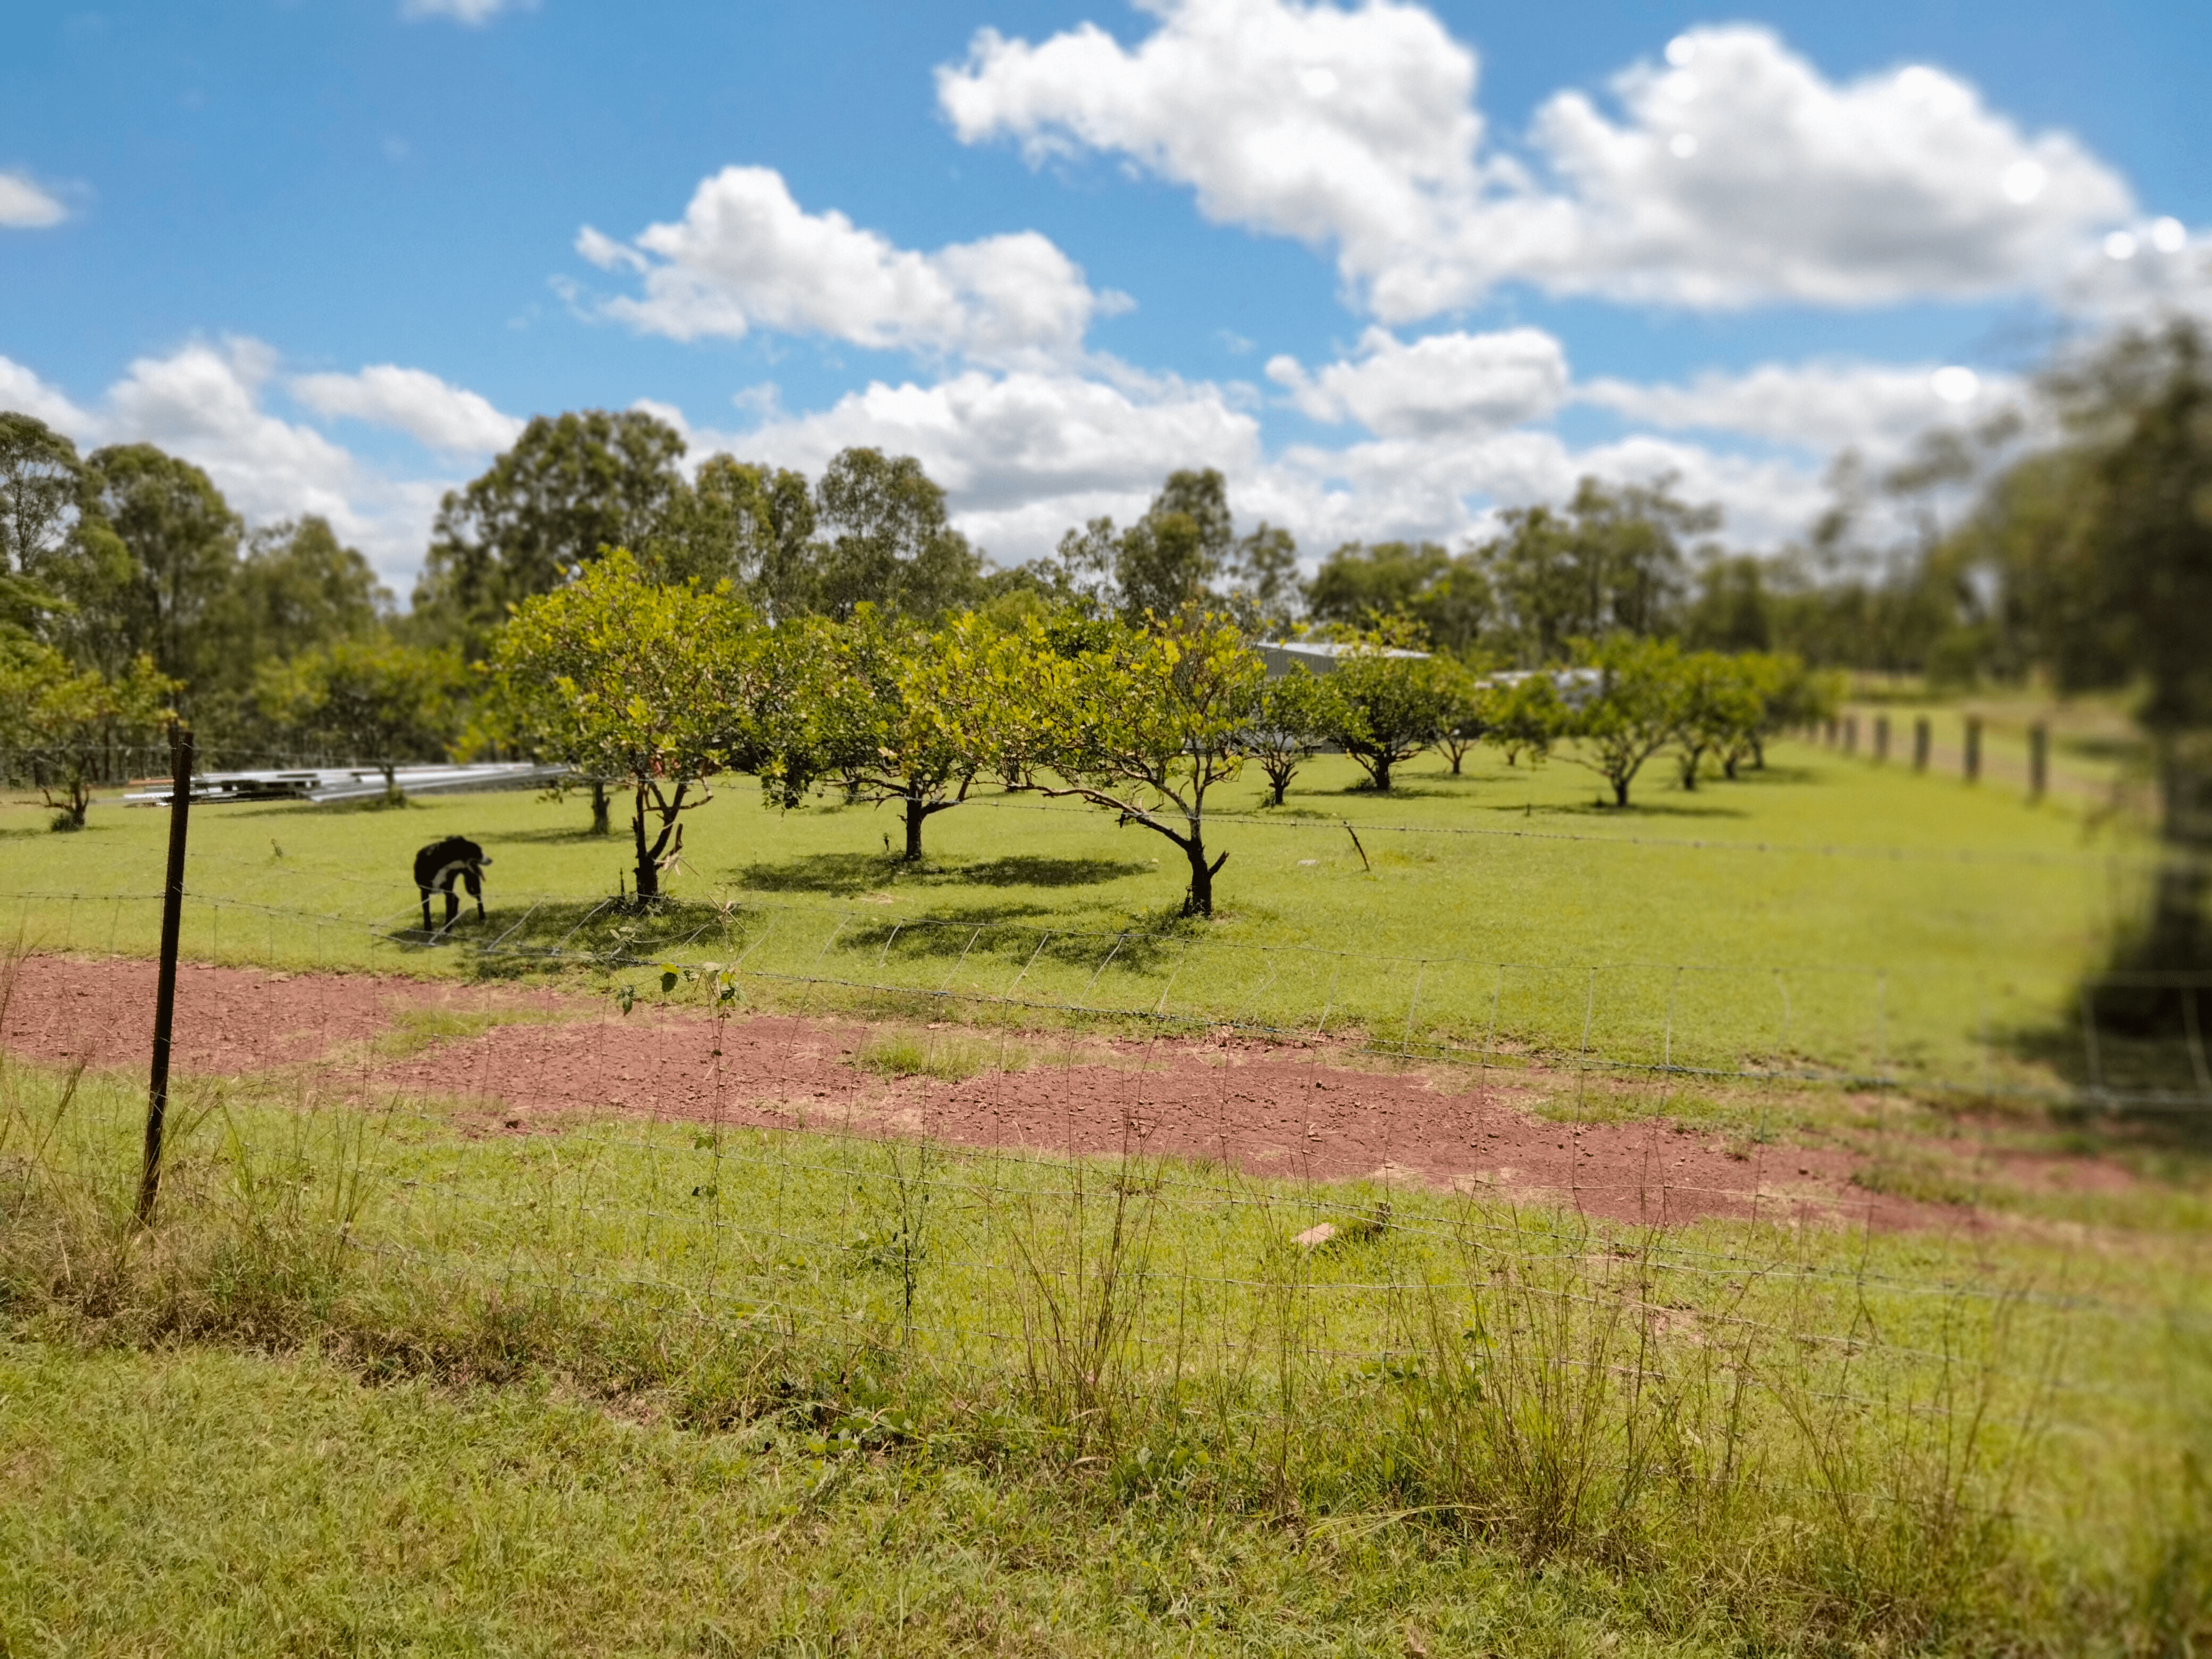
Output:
(121, 761), (571, 806)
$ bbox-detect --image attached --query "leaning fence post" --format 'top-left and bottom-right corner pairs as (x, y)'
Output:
(136, 721), (194, 1227)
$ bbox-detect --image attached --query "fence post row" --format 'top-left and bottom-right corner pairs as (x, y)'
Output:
(136, 722), (194, 1228)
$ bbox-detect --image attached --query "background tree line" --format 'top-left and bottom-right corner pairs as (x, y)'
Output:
(3, 320), (2205, 854)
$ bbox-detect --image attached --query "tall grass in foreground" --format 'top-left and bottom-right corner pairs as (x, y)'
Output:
(2, 1033), (2207, 1649)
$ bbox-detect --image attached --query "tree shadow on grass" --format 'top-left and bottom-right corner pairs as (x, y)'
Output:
(1549, 799), (1753, 820)
(383, 895), (750, 981)
(728, 851), (1151, 896)
(496, 825), (619, 846)
(832, 910), (1189, 982)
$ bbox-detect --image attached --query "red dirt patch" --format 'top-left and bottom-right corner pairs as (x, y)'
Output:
(0, 953), (2074, 1231)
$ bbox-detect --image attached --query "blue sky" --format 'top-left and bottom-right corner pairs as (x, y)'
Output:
(5, 0), (2207, 590)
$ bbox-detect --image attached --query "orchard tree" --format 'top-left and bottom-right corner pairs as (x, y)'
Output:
(1328, 632), (1458, 792)
(1244, 665), (1345, 806)
(0, 644), (178, 828)
(1565, 636), (1685, 808)
(815, 605), (984, 861)
(1484, 673), (1568, 768)
(1003, 610), (1263, 916)
(257, 639), (465, 800)
(1671, 652), (1764, 790)
(489, 549), (755, 900)
(1435, 659), (1494, 775)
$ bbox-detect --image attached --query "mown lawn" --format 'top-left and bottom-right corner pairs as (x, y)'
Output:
(0, 735), (2158, 1091)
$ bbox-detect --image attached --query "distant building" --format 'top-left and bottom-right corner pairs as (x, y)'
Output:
(1481, 667), (1603, 709)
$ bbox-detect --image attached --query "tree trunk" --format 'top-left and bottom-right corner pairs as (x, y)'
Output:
(1613, 776), (1630, 808)
(1372, 755), (1392, 792)
(1723, 753), (1739, 781)
(590, 778), (610, 835)
(1751, 736), (1767, 770)
(904, 794), (927, 861)
(381, 760), (402, 805)
(632, 789), (660, 900)
(1182, 835), (1228, 917)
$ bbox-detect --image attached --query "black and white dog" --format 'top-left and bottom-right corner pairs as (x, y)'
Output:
(414, 836), (491, 933)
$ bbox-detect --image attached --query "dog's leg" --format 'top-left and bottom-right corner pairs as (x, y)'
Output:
(420, 886), (433, 933)
(466, 867), (484, 922)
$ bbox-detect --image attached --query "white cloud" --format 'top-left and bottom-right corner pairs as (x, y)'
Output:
(399, 0), (532, 24)
(0, 170), (68, 229)
(941, 5), (2136, 315)
(291, 364), (524, 455)
(1579, 359), (2024, 456)
(691, 366), (1260, 560)
(580, 164), (1118, 366)
(1, 341), (462, 589)
(1266, 326), (1568, 435)
(0, 356), (95, 435)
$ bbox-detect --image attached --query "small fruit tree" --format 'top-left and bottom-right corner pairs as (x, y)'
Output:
(1328, 632), (1460, 792)
(489, 548), (754, 899)
(1243, 664), (1346, 807)
(997, 610), (1263, 917)
(1564, 635), (1685, 808)
(0, 644), (178, 828)
(813, 605), (983, 862)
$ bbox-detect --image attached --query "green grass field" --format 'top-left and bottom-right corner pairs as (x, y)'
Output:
(4, 1055), (2206, 1655)
(6, 728), (2209, 1654)
(0, 736), (2166, 1096)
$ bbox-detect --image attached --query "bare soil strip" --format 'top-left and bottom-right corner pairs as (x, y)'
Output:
(2, 954), (2077, 1230)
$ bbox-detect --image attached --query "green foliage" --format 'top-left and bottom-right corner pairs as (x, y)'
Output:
(0, 412), (82, 642)
(488, 548), (758, 898)
(0, 642), (179, 826)
(254, 639), (465, 797)
(812, 447), (983, 623)
(1484, 672), (1567, 768)
(1328, 634), (1461, 792)
(1307, 540), (1492, 652)
(417, 409), (691, 651)
(812, 606), (984, 860)
(1007, 609), (1264, 915)
(76, 442), (243, 686)
(1564, 636), (1686, 808)
(652, 454), (817, 620)
(1245, 665), (1347, 806)
(1479, 477), (1716, 664)
(1670, 651), (1765, 790)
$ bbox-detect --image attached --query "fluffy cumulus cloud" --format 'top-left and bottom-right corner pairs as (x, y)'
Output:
(579, 165), (1117, 366)
(0, 170), (68, 229)
(291, 364), (524, 455)
(0, 342), (473, 588)
(941, 3), (2139, 315)
(1266, 326), (1568, 435)
(1579, 359), (2024, 457)
(683, 367), (1261, 559)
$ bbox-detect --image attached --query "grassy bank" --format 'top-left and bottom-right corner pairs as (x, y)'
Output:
(4, 1044), (2207, 1655)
